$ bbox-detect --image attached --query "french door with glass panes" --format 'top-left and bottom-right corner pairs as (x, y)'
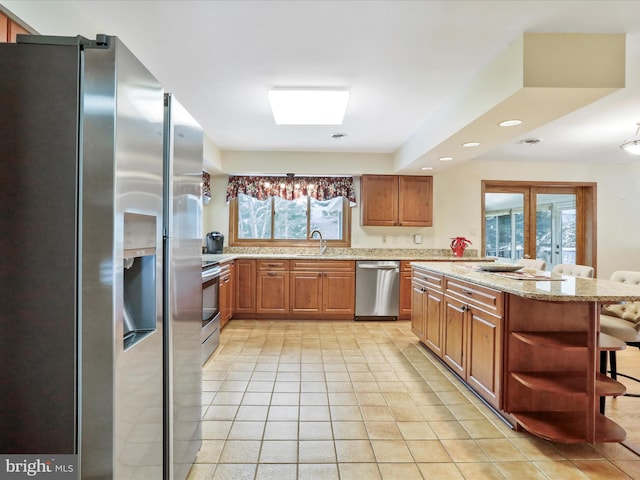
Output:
(482, 181), (596, 272)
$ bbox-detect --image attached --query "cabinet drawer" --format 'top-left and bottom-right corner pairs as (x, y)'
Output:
(291, 260), (355, 271)
(445, 278), (503, 315)
(412, 268), (443, 291)
(257, 259), (290, 271)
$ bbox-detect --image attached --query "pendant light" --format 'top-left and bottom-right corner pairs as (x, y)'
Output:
(620, 123), (640, 155)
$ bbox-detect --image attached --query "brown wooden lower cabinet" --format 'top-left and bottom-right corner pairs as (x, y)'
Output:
(219, 261), (234, 328)
(411, 267), (444, 356)
(256, 260), (290, 315)
(322, 270), (355, 316)
(442, 295), (467, 377)
(399, 260), (413, 320)
(442, 278), (503, 409)
(290, 260), (355, 319)
(467, 309), (502, 406)
(411, 275), (427, 339)
(257, 270), (290, 314)
(290, 271), (323, 315)
(233, 259), (355, 320)
(234, 259), (256, 314)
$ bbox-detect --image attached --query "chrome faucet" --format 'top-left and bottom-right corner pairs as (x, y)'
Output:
(310, 229), (326, 255)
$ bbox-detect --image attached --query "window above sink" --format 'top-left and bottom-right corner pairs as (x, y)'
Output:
(227, 175), (355, 247)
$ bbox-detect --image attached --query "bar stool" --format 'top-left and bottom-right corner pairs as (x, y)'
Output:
(516, 258), (546, 271)
(598, 332), (627, 414)
(600, 272), (640, 378)
(599, 271), (640, 412)
(552, 264), (594, 278)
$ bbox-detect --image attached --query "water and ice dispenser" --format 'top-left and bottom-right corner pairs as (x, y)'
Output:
(122, 212), (158, 350)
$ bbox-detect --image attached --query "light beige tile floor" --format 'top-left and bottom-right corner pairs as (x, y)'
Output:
(606, 345), (640, 452)
(188, 320), (640, 480)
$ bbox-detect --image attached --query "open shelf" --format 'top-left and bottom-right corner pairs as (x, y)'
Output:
(511, 371), (625, 398)
(512, 331), (587, 350)
(512, 411), (626, 443)
(511, 371), (586, 395)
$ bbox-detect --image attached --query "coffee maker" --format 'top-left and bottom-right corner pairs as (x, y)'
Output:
(205, 231), (224, 254)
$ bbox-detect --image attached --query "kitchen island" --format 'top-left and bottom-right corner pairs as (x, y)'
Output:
(410, 261), (640, 444)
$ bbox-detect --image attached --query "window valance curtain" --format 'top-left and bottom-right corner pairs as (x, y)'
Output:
(226, 175), (356, 206)
(202, 170), (211, 199)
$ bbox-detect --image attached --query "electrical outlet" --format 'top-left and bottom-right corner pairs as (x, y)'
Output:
(382, 235), (387, 244)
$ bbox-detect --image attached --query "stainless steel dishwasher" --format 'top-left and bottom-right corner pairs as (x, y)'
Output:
(355, 260), (400, 320)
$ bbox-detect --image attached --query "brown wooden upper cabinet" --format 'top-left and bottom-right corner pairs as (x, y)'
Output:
(360, 175), (433, 226)
(0, 13), (7, 42)
(1, 13), (30, 43)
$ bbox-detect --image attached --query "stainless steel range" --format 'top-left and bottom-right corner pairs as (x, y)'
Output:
(202, 261), (222, 364)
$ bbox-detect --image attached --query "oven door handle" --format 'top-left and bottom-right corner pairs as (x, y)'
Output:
(202, 266), (222, 283)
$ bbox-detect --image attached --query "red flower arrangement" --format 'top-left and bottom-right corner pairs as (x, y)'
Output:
(450, 237), (472, 257)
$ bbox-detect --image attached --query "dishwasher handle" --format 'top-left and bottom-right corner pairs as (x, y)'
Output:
(357, 264), (399, 271)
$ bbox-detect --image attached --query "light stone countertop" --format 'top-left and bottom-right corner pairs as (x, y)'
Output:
(202, 247), (494, 264)
(411, 261), (640, 303)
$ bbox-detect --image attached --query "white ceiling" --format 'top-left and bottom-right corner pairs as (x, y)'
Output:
(5, 0), (640, 173)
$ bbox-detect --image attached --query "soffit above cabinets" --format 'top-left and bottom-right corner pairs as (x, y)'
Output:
(396, 33), (626, 173)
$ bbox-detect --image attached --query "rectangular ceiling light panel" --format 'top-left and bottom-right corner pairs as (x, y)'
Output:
(268, 88), (349, 125)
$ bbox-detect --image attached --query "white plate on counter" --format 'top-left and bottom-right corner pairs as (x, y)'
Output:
(477, 264), (524, 272)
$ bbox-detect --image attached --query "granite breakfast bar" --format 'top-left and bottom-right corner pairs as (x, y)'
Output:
(410, 261), (640, 444)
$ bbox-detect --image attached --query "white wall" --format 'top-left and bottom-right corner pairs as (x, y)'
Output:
(203, 176), (230, 237)
(221, 150), (393, 175)
(204, 153), (640, 279)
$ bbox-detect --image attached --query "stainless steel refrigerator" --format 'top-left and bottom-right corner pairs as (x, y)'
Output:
(0, 35), (203, 479)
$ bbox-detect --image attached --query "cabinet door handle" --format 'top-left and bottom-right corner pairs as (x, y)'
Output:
(461, 289), (474, 296)
(267, 263), (279, 267)
(268, 272), (277, 277)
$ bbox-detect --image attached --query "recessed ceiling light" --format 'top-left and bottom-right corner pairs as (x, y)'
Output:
(268, 87), (349, 125)
(499, 119), (523, 127)
(438, 156), (454, 161)
(462, 142), (480, 148)
(420, 166), (433, 171)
